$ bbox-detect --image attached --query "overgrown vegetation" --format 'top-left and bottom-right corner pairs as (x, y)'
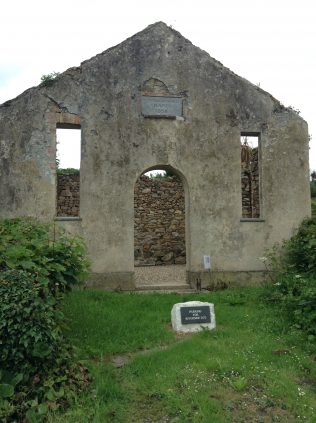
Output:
(40, 72), (60, 87)
(0, 218), (90, 421)
(56, 168), (80, 175)
(0, 218), (89, 293)
(1, 270), (64, 374)
(0, 270), (90, 421)
(284, 219), (316, 274)
(263, 209), (316, 344)
(1, 188), (315, 421)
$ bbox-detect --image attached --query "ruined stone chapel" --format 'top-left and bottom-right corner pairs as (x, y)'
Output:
(0, 22), (311, 289)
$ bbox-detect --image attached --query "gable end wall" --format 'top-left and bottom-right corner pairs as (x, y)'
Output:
(0, 23), (311, 289)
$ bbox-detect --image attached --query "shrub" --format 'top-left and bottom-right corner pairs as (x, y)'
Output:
(40, 72), (60, 87)
(264, 273), (316, 341)
(283, 218), (316, 275)
(264, 218), (316, 276)
(0, 218), (91, 421)
(0, 270), (64, 374)
(0, 217), (89, 293)
(0, 269), (69, 420)
(263, 218), (316, 343)
(0, 270), (90, 421)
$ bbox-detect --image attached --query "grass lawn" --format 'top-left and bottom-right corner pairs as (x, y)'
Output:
(48, 288), (316, 422)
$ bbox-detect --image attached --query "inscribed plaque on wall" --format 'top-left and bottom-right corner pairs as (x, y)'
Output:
(141, 96), (183, 118)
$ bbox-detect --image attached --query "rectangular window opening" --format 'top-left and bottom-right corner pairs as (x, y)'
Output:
(56, 126), (81, 217)
(241, 133), (260, 218)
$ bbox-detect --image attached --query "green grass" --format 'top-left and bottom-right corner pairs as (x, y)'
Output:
(61, 290), (176, 357)
(49, 288), (316, 422)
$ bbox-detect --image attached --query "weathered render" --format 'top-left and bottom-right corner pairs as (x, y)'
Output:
(0, 22), (311, 289)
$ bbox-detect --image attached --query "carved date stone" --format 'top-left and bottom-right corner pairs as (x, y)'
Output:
(171, 301), (216, 333)
(141, 96), (183, 117)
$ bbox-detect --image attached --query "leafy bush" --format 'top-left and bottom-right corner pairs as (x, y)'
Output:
(0, 270), (71, 421)
(0, 219), (90, 421)
(0, 271), (90, 421)
(0, 217), (89, 293)
(263, 273), (316, 340)
(0, 270), (63, 374)
(0, 370), (23, 421)
(283, 218), (316, 275)
(40, 72), (60, 87)
(263, 218), (316, 343)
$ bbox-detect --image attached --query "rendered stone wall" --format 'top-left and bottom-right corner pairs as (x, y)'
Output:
(134, 175), (186, 266)
(56, 146), (259, 223)
(56, 173), (186, 266)
(56, 173), (80, 216)
(0, 22), (311, 289)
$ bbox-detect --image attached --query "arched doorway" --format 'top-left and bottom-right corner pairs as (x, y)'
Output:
(134, 165), (189, 288)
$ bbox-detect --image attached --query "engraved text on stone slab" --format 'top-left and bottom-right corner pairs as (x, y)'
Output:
(141, 96), (183, 117)
(180, 306), (211, 325)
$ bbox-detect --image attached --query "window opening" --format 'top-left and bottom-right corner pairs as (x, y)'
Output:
(56, 127), (81, 217)
(241, 134), (260, 218)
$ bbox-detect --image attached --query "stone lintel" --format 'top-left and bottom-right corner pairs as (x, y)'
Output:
(56, 112), (81, 127)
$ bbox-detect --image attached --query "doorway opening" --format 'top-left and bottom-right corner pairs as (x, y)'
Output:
(134, 166), (187, 287)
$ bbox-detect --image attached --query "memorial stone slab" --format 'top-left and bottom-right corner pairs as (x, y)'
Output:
(171, 301), (216, 333)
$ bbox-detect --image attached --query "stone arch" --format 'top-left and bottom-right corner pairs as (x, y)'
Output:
(134, 164), (190, 284)
(141, 78), (170, 96)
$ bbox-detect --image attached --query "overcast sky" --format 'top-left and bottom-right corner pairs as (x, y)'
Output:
(1, 0), (315, 171)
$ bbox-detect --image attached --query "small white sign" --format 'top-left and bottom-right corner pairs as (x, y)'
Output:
(203, 255), (211, 269)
